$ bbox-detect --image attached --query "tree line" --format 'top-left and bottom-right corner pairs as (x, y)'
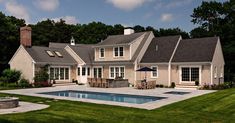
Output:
(0, 0), (234, 81)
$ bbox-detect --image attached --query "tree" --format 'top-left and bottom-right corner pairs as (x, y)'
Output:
(0, 12), (25, 75)
(191, 0), (235, 81)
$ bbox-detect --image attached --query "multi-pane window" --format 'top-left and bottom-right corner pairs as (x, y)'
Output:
(181, 67), (199, 82)
(114, 47), (119, 57)
(60, 68), (64, 80)
(82, 67), (86, 76)
(49, 67), (69, 80)
(109, 66), (125, 78)
(99, 48), (105, 58)
(114, 47), (124, 57)
(151, 66), (158, 78)
(77, 68), (80, 76)
(87, 67), (90, 76)
(110, 67), (114, 78)
(119, 47), (123, 56)
(93, 67), (102, 78)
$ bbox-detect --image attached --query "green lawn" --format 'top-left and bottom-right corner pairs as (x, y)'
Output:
(0, 88), (235, 123)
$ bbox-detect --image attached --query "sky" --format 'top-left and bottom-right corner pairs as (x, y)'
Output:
(0, 0), (227, 32)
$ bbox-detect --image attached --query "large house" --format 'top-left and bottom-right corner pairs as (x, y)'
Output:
(9, 26), (225, 86)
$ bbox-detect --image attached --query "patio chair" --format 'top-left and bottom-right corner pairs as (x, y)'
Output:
(96, 78), (102, 87)
(101, 79), (109, 88)
(87, 78), (93, 87)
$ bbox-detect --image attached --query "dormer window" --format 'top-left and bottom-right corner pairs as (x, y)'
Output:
(46, 50), (55, 57)
(54, 51), (63, 57)
(114, 47), (124, 57)
(99, 48), (105, 58)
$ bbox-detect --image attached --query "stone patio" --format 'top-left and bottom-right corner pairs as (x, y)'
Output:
(0, 101), (49, 114)
(0, 85), (216, 110)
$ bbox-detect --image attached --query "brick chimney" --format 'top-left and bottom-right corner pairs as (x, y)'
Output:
(20, 26), (32, 47)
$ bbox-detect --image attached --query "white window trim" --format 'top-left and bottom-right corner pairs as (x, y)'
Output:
(99, 48), (105, 58)
(113, 46), (125, 58)
(93, 66), (103, 78)
(179, 65), (201, 84)
(109, 66), (125, 79)
(49, 66), (70, 82)
(151, 66), (158, 78)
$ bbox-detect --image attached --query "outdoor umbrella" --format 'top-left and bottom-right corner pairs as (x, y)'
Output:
(136, 67), (155, 81)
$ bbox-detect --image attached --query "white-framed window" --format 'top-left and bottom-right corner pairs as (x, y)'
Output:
(82, 67), (86, 76)
(113, 47), (124, 57)
(93, 67), (103, 78)
(87, 67), (90, 76)
(151, 66), (158, 78)
(49, 67), (69, 80)
(181, 67), (199, 82)
(99, 48), (105, 58)
(109, 66), (125, 79)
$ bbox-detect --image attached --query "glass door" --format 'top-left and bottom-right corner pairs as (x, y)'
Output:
(181, 67), (199, 83)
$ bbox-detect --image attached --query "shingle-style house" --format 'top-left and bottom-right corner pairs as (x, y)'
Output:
(9, 26), (225, 86)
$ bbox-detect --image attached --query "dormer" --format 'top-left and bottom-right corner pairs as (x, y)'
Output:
(93, 29), (152, 62)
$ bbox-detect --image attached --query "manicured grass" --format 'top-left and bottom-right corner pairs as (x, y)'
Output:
(0, 88), (235, 123)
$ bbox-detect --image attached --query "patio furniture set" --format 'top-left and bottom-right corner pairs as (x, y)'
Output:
(87, 78), (129, 88)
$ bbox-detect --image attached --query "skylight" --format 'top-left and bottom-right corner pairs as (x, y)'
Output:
(54, 51), (63, 57)
(46, 50), (55, 57)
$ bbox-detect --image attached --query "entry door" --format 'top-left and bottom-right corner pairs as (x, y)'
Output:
(78, 66), (90, 83)
(181, 67), (200, 83)
(93, 67), (102, 78)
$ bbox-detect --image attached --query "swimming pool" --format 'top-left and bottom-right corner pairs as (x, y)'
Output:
(39, 90), (166, 104)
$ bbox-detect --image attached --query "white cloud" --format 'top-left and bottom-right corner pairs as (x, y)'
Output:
(160, 13), (174, 22)
(5, 1), (30, 23)
(51, 16), (79, 25)
(106, 0), (152, 11)
(155, 0), (193, 10)
(34, 0), (59, 12)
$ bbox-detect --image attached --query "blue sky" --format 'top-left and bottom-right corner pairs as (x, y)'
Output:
(0, 0), (227, 32)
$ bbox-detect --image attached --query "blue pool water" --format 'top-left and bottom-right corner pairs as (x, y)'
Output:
(40, 90), (166, 104)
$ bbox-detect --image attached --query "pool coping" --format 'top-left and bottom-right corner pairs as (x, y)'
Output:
(0, 85), (216, 110)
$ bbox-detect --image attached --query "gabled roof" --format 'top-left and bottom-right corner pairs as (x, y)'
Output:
(69, 45), (94, 64)
(141, 35), (181, 63)
(25, 46), (77, 65)
(96, 32), (145, 46)
(172, 37), (218, 62)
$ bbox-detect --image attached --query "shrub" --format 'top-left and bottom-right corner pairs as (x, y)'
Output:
(159, 84), (164, 88)
(19, 78), (32, 88)
(170, 82), (176, 88)
(2, 69), (21, 83)
(195, 79), (199, 86)
(34, 81), (52, 87)
(34, 70), (49, 82)
(156, 84), (160, 88)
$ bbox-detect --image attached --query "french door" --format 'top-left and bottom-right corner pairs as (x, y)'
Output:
(93, 67), (102, 78)
(50, 67), (69, 81)
(181, 67), (200, 83)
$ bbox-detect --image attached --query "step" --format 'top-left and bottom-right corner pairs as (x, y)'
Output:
(175, 85), (199, 90)
(53, 82), (77, 86)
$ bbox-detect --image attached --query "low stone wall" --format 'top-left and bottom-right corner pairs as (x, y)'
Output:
(0, 97), (19, 109)
(109, 79), (129, 88)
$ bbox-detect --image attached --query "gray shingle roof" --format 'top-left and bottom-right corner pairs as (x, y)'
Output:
(49, 42), (68, 48)
(49, 42), (94, 64)
(25, 46), (77, 65)
(141, 35), (181, 63)
(69, 45), (94, 64)
(96, 32), (145, 46)
(172, 37), (218, 62)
